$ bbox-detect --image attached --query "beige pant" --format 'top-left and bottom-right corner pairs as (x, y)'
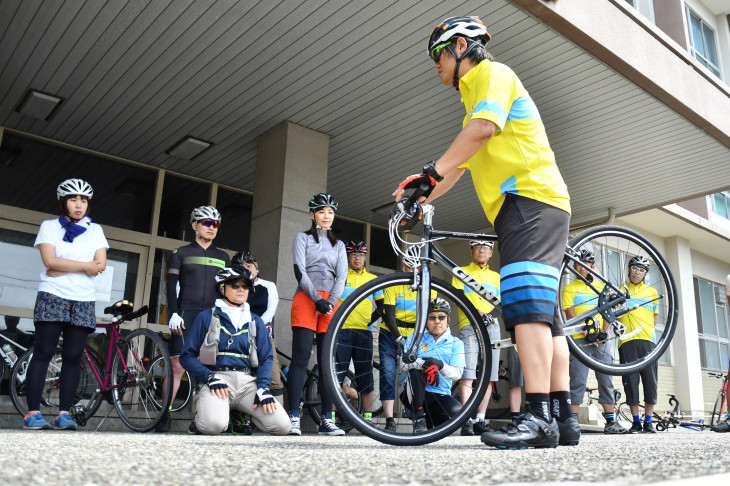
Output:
(195, 371), (290, 435)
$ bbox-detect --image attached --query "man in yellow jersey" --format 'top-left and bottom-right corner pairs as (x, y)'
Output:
(380, 264), (437, 432)
(394, 16), (572, 449)
(562, 250), (627, 435)
(334, 241), (381, 425)
(452, 240), (501, 435)
(619, 256), (659, 434)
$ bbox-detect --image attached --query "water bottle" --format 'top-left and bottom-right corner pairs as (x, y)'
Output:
(2, 344), (17, 367)
(281, 365), (289, 379)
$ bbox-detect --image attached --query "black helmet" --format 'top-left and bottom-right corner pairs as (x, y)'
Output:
(308, 193), (338, 212)
(215, 265), (253, 293)
(232, 250), (256, 266)
(429, 298), (451, 315)
(345, 241), (368, 254)
(579, 249), (596, 264)
(628, 255), (650, 272)
(427, 16), (491, 60)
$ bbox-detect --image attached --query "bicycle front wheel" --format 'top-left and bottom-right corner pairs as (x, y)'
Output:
(560, 225), (678, 375)
(10, 345), (102, 425)
(148, 355), (192, 413)
(111, 329), (173, 432)
(711, 391), (726, 426)
(321, 273), (491, 446)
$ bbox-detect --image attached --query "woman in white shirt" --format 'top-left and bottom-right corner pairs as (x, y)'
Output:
(23, 179), (109, 431)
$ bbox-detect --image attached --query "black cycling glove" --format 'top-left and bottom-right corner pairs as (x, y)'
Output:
(422, 357), (444, 370)
(207, 374), (228, 391)
(254, 388), (276, 408)
(315, 299), (333, 314)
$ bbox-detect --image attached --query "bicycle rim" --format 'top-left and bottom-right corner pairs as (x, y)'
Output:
(560, 225), (678, 375)
(148, 355), (191, 413)
(112, 329), (173, 432)
(711, 392), (726, 426)
(322, 273), (491, 446)
(10, 346), (100, 424)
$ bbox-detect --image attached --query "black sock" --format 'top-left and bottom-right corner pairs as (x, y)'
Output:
(549, 391), (572, 423)
(511, 412), (521, 421)
(525, 393), (551, 422)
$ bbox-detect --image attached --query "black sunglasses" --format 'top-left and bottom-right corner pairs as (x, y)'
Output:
(229, 282), (249, 290)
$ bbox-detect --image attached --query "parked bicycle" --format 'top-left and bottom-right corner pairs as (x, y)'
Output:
(321, 186), (678, 445)
(585, 386), (622, 408)
(10, 300), (173, 432)
(1, 331), (28, 384)
(709, 371), (728, 427)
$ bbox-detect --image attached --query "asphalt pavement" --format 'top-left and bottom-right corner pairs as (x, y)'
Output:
(1, 426), (729, 485)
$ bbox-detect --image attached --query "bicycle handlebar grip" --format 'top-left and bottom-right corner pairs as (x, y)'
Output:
(123, 305), (149, 322)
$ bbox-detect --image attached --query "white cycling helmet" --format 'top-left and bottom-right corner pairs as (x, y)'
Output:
(427, 16), (491, 59)
(469, 240), (494, 249)
(190, 205), (221, 224)
(57, 178), (93, 200)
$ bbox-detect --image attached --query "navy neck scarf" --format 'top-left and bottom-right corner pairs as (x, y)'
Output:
(58, 215), (89, 243)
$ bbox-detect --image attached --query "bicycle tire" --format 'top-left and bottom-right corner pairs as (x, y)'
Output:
(148, 355), (192, 413)
(321, 273), (491, 446)
(560, 225), (678, 375)
(10, 345), (102, 425)
(111, 328), (173, 432)
(711, 391), (726, 426)
(617, 402), (645, 422)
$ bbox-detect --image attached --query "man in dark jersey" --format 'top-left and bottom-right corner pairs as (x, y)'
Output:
(156, 205), (230, 432)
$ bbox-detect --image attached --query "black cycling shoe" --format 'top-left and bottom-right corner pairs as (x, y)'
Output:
(412, 417), (427, 434)
(473, 420), (493, 434)
(188, 421), (200, 435)
(642, 421), (657, 434)
(629, 421), (643, 434)
(461, 419), (475, 436)
(557, 416), (581, 446)
(155, 411), (171, 433)
(711, 419), (730, 433)
(480, 413), (559, 450)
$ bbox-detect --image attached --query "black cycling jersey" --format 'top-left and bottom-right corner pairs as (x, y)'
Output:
(247, 284), (269, 319)
(166, 242), (230, 314)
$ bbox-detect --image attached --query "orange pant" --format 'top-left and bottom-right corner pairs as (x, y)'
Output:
(291, 290), (340, 333)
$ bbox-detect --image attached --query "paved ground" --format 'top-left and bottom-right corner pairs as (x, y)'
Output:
(1, 425), (729, 486)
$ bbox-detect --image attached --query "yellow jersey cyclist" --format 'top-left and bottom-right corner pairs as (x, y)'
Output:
(334, 241), (383, 425)
(400, 298), (465, 433)
(380, 264), (436, 432)
(562, 250), (627, 435)
(618, 256), (660, 434)
(394, 15), (573, 449)
(452, 240), (501, 436)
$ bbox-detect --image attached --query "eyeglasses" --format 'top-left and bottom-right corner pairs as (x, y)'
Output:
(200, 219), (219, 228)
(630, 265), (647, 274)
(348, 253), (366, 259)
(229, 282), (249, 290)
(427, 314), (448, 322)
(430, 42), (452, 63)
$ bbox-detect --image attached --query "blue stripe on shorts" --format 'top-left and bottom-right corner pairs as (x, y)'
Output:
(500, 261), (559, 323)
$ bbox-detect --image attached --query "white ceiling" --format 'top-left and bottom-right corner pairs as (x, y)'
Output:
(1, 0), (729, 231)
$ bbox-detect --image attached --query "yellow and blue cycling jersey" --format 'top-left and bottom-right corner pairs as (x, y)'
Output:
(618, 281), (659, 346)
(561, 279), (605, 339)
(339, 268), (383, 330)
(381, 285), (436, 337)
(451, 262), (500, 330)
(458, 60), (571, 224)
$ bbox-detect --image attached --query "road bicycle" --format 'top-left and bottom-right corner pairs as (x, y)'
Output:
(709, 371), (728, 427)
(148, 355), (192, 413)
(617, 394), (707, 431)
(584, 386), (622, 408)
(10, 300), (173, 432)
(1, 331), (29, 385)
(321, 186), (678, 445)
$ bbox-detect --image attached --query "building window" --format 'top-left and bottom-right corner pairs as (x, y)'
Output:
(623, 0), (655, 23)
(157, 174), (210, 240)
(693, 276), (729, 370)
(685, 6), (721, 77)
(711, 192), (730, 219)
(214, 187), (253, 252)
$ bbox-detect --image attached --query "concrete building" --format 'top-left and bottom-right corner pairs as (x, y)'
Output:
(1, 0), (729, 417)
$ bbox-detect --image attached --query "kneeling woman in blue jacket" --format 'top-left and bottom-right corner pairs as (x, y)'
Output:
(401, 298), (465, 433)
(180, 265), (290, 435)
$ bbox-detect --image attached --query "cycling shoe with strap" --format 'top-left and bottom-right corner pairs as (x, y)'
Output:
(480, 412), (559, 449)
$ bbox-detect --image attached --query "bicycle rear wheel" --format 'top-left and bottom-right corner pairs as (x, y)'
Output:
(111, 329), (173, 432)
(560, 225), (678, 375)
(148, 355), (192, 412)
(711, 391), (726, 426)
(10, 345), (102, 425)
(321, 273), (491, 446)
(305, 368), (363, 432)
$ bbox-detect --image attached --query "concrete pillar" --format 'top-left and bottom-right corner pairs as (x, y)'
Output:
(249, 121), (330, 357)
(664, 235), (704, 416)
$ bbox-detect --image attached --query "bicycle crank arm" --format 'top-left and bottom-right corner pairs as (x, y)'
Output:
(491, 338), (514, 350)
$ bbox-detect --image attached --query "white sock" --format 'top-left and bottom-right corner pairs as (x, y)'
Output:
(476, 413), (485, 422)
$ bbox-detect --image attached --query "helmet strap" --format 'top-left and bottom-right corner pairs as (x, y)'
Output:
(449, 40), (483, 90)
(195, 230), (211, 244)
(315, 224), (331, 231)
(220, 284), (245, 307)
